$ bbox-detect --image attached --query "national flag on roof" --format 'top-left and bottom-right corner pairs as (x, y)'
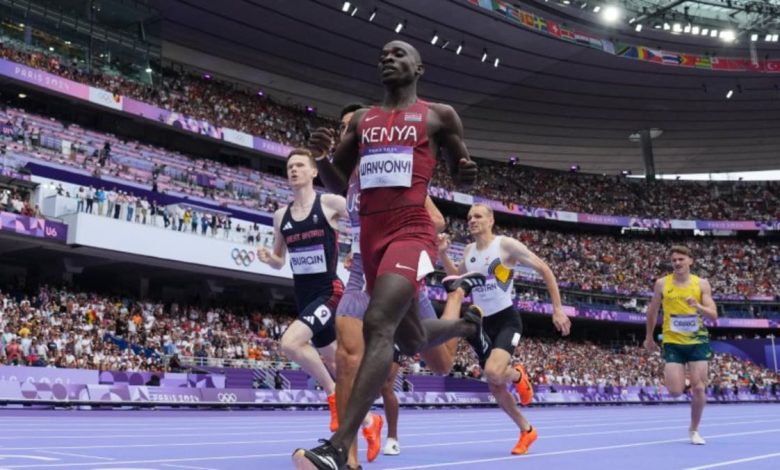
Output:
(662, 53), (682, 65)
(547, 21), (562, 38)
(533, 16), (548, 33)
(616, 45), (639, 59)
(645, 49), (663, 63)
(521, 12), (534, 27)
(695, 56), (712, 69)
(470, 0), (493, 9)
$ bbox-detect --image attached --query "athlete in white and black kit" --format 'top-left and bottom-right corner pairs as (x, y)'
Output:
(258, 148), (346, 432)
(439, 203), (571, 455)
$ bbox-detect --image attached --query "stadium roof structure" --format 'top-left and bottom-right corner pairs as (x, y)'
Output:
(156, 0), (780, 175)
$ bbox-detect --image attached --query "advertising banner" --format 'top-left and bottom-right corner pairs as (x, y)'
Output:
(0, 211), (67, 242)
(0, 59), (90, 99)
(0, 383), (774, 405)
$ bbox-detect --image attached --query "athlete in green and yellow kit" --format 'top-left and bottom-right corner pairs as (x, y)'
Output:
(644, 245), (718, 445)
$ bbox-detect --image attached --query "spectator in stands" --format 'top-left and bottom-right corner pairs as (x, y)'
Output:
(113, 191), (123, 219)
(191, 210), (199, 233)
(201, 213), (210, 235)
(99, 141), (111, 166)
(106, 188), (117, 218)
(95, 187), (106, 216)
(183, 209), (192, 232)
(126, 193), (136, 222)
(5, 339), (22, 365)
(76, 186), (86, 212)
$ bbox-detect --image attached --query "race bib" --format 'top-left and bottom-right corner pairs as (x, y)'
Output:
(670, 314), (699, 333)
(359, 146), (413, 189)
(471, 277), (512, 315)
(351, 224), (361, 254)
(289, 245), (327, 275)
(472, 278), (499, 304)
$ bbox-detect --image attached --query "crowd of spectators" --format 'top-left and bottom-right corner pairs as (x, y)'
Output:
(1, 106), (290, 216)
(432, 160), (780, 221)
(65, 183), (273, 246)
(1, 284), (777, 394)
(0, 285), (292, 372)
(444, 337), (779, 392)
(3, 35), (780, 222)
(0, 188), (39, 217)
(445, 217), (780, 298)
(5, 104), (776, 301)
(0, 36), (778, 321)
(0, 36), (337, 148)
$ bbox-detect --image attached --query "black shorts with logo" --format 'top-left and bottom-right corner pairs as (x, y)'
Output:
(483, 306), (524, 355)
(297, 288), (341, 348)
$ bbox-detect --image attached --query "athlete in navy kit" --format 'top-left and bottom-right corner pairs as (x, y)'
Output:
(258, 148), (346, 432)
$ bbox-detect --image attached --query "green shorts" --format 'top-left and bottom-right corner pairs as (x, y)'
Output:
(663, 343), (713, 364)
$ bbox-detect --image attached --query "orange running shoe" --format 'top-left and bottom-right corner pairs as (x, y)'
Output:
(513, 364), (534, 406)
(327, 393), (338, 432)
(362, 414), (384, 462)
(511, 426), (538, 455)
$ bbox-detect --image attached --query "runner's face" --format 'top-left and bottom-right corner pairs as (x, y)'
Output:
(671, 253), (692, 273)
(467, 206), (493, 236)
(379, 41), (421, 85)
(287, 155), (316, 187)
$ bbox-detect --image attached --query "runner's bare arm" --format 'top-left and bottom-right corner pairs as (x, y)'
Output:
(643, 279), (665, 352)
(321, 194), (348, 230)
(424, 196), (446, 233)
(503, 237), (570, 336)
(690, 278), (718, 321)
(431, 103), (477, 187)
(257, 208), (287, 269)
(438, 237), (466, 276)
(309, 109), (368, 193)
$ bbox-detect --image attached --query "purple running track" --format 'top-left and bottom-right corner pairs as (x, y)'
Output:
(0, 404), (778, 469)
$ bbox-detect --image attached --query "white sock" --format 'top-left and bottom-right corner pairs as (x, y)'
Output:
(362, 412), (373, 428)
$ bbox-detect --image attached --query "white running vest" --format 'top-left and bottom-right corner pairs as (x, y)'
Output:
(463, 236), (514, 316)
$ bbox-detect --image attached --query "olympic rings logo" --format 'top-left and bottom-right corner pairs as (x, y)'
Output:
(231, 248), (255, 267)
(217, 393), (238, 403)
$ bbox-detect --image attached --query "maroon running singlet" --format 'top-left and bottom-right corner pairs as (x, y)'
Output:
(356, 100), (437, 294)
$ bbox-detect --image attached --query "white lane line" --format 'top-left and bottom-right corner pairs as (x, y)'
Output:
(4, 417), (778, 452)
(380, 428), (780, 470)
(0, 411), (765, 426)
(396, 418), (780, 451)
(162, 464), (219, 470)
(0, 452), (289, 468)
(4, 427), (780, 469)
(36, 451), (113, 461)
(683, 452), (780, 470)
(0, 410), (767, 426)
(0, 412), (771, 437)
(0, 456), (58, 462)
(0, 413), (769, 441)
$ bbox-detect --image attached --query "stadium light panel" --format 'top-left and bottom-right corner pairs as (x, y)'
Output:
(602, 6), (621, 23)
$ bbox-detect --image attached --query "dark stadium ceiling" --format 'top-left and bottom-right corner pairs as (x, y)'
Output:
(154, 0), (780, 175)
